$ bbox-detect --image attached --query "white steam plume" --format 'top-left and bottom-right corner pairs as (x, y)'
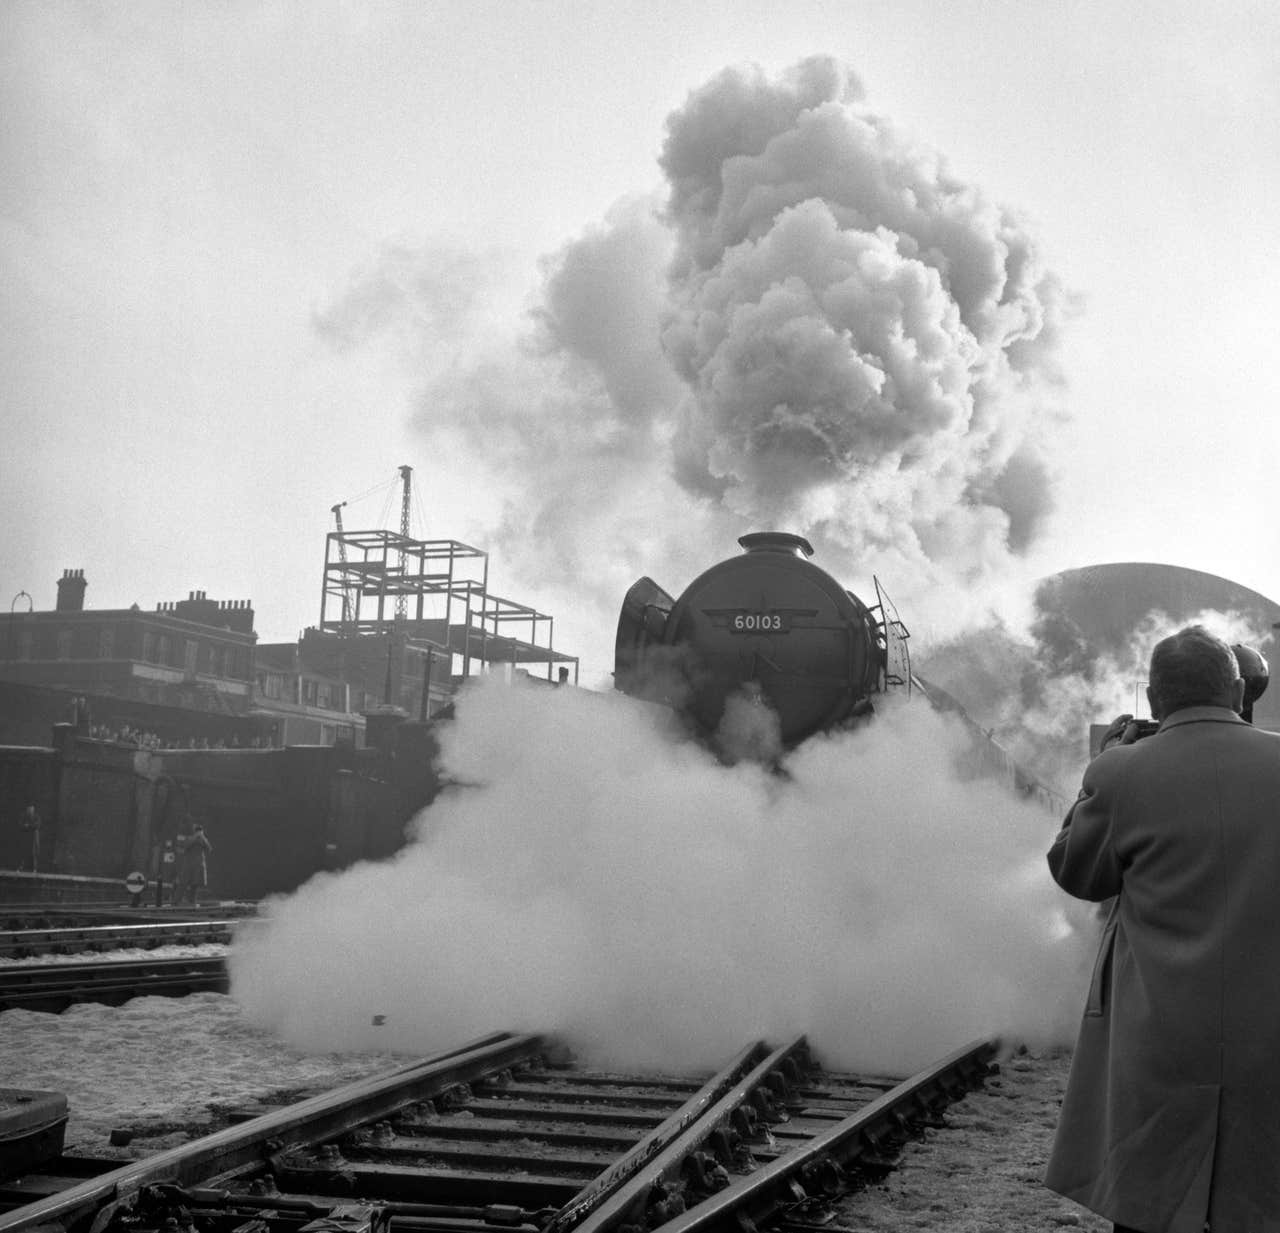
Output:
(233, 677), (1091, 1074)
(659, 57), (1067, 578)
(920, 604), (1275, 796)
(316, 57), (1071, 677)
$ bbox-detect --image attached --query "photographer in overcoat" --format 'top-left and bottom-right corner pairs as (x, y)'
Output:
(1045, 625), (1280, 1232)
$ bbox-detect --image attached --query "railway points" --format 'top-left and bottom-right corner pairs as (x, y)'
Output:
(0, 1030), (1001, 1233)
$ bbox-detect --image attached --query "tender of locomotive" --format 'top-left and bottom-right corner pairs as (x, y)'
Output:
(614, 531), (912, 750)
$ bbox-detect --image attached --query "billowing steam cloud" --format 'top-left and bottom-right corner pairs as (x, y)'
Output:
(233, 676), (1090, 1074)
(919, 595), (1276, 796)
(659, 58), (1065, 570)
(315, 56), (1069, 677)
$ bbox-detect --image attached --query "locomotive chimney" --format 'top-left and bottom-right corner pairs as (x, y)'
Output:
(56, 568), (87, 612)
(737, 532), (814, 557)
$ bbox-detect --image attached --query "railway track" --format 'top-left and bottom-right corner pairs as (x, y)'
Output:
(0, 1029), (999, 1233)
(0, 956), (229, 1012)
(0, 908), (158, 931)
(0, 904), (257, 932)
(0, 920), (237, 961)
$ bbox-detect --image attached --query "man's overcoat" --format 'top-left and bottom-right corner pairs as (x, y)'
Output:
(1045, 706), (1280, 1232)
(182, 827), (212, 889)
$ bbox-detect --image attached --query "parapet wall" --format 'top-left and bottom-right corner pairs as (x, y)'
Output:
(0, 723), (441, 898)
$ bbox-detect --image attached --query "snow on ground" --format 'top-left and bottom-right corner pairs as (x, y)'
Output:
(0, 989), (1106, 1228)
(0, 991), (403, 1157)
(832, 1045), (1108, 1231)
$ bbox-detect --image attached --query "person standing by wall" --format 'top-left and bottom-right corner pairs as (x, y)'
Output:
(18, 805), (41, 873)
(170, 826), (191, 907)
(179, 822), (212, 906)
(1044, 625), (1280, 1232)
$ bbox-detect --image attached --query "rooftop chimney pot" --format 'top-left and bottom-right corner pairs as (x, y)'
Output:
(56, 568), (88, 613)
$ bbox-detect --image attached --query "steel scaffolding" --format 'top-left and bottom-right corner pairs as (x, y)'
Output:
(319, 529), (579, 684)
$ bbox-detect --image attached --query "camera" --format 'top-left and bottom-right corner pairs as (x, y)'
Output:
(1127, 718), (1160, 741)
(1090, 715), (1159, 757)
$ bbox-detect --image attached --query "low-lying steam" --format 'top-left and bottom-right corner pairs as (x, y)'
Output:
(233, 678), (1091, 1075)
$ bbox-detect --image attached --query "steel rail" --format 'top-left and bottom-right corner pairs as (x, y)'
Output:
(0, 1032), (546, 1233)
(652, 1036), (999, 1233)
(541, 1040), (769, 1233)
(568, 1037), (812, 1233)
(0, 957), (227, 987)
(0, 921), (235, 959)
(0, 905), (258, 925)
(0, 957), (229, 1011)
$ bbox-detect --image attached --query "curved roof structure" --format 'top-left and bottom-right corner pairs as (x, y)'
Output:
(1036, 562), (1280, 732)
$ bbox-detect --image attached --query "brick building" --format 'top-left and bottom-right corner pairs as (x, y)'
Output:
(0, 571), (261, 742)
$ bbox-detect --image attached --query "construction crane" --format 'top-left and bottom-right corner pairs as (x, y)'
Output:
(396, 464), (412, 619)
(331, 502), (353, 629)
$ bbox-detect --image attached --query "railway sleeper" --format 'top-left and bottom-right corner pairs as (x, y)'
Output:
(469, 1086), (688, 1112)
(382, 1118), (641, 1155)
(139, 1184), (553, 1233)
(271, 1155), (583, 1209)
(322, 1135), (619, 1175)
(442, 1102), (666, 1129)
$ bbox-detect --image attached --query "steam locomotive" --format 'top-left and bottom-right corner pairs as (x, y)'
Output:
(613, 531), (1066, 811)
(613, 531), (912, 750)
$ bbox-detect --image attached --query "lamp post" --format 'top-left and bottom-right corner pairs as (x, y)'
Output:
(7, 590), (32, 662)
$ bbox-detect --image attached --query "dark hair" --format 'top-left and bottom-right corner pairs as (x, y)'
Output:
(1148, 625), (1240, 716)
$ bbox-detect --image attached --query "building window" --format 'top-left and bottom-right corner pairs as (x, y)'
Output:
(18, 631), (32, 660)
(157, 635), (171, 666)
(99, 627), (114, 658)
(57, 629), (72, 659)
(303, 679), (318, 705)
(184, 640), (198, 676)
(142, 631), (155, 662)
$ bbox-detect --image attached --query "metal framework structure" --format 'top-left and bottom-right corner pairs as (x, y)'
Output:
(330, 502), (353, 627)
(319, 528), (579, 684)
(395, 465), (412, 620)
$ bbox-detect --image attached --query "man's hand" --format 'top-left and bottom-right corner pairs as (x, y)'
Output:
(1099, 713), (1142, 752)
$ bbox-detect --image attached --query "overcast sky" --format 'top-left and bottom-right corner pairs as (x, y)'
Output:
(4, 0), (1278, 686)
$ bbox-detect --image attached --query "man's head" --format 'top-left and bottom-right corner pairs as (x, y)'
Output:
(1231, 643), (1270, 722)
(1147, 625), (1245, 719)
